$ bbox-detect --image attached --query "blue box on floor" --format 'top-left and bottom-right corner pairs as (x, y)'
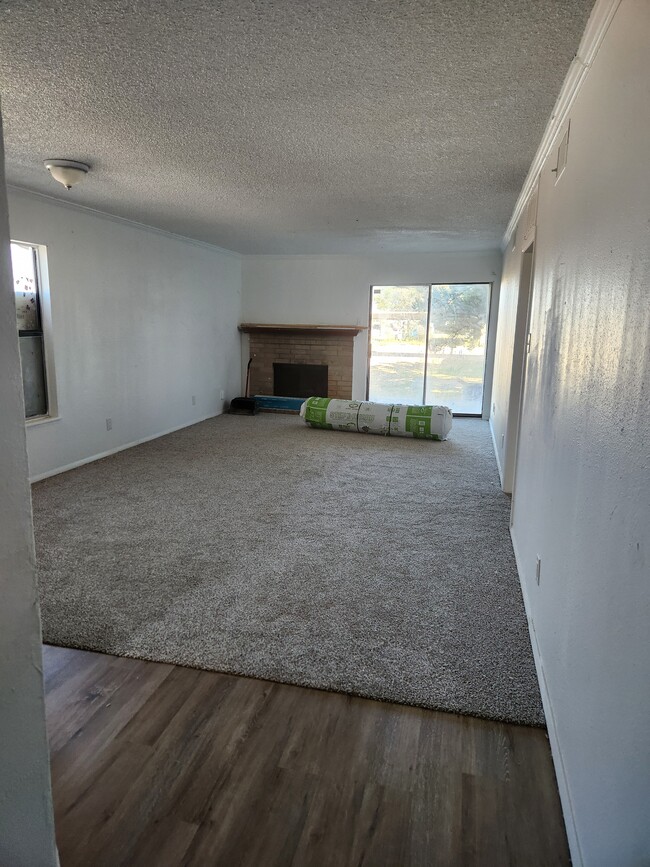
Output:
(254, 395), (304, 413)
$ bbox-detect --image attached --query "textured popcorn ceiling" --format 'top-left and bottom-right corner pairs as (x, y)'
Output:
(0, 0), (594, 253)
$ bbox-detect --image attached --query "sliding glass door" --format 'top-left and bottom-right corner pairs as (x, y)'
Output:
(368, 283), (491, 416)
(367, 285), (429, 405)
(425, 283), (491, 414)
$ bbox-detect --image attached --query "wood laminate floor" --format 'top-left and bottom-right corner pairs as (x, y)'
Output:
(44, 645), (570, 867)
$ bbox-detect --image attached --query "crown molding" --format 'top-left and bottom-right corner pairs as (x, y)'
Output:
(501, 0), (622, 251)
(6, 184), (242, 259)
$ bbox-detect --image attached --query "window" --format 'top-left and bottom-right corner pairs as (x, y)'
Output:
(368, 283), (492, 415)
(11, 241), (50, 419)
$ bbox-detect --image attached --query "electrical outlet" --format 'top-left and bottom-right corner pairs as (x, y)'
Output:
(535, 556), (542, 585)
(501, 433), (505, 448)
(220, 389), (225, 400)
(106, 417), (112, 431)
(191, 395), (196, 406)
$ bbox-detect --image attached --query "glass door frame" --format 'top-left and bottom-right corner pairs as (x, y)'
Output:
(366, 282), (494, 418)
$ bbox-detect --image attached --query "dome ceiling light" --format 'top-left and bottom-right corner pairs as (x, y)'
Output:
(44, 159), (90, 190)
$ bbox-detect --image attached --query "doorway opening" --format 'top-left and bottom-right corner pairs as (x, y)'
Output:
(509, 241), (536, 507)
(367, 283), (492, 415)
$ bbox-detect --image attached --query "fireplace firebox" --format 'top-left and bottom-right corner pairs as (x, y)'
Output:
(273, 363), (328, 398)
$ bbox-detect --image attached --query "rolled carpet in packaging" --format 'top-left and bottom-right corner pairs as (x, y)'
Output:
(300, 397), (453, 440)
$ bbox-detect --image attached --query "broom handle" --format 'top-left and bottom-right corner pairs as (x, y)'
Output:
(245, 357), (252, 398)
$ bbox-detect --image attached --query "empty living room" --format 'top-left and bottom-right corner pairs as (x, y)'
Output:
(1, 1), (648, 865)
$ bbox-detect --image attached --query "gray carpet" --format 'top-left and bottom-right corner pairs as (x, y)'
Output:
(33, 414), (544, 726)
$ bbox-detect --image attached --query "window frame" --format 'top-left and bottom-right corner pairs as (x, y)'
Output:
(11, 239), (59, 425)
(366, 281), (494, 418)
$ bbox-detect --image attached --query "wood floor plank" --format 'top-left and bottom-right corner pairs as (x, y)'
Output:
(128, 817), (199, 867)
(167, 676), (277, 826)
(42, 644), (83, 685)
(43, 645), (571, 867)
(460, 771), (509, 866)
(53, 739), (155, 864)
(45, 653), (135, 752)
(114, 664), (208, 747)
(74, 672), (241, 865)
(48, 655), (173, 772)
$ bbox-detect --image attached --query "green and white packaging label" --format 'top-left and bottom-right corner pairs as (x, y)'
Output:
(301, 396), (334, 428)
(300, 397), (452, 440)
(388, 404), (453, 440)
(357, 402), (392, 435)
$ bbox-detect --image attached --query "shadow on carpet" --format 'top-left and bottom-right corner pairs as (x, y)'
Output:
(33, 415), (544, 726)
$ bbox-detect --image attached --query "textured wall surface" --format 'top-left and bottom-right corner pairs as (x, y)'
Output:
(502, 1), (650, 863)
(9, 190), (242, 479)
(241, 251), (502, 403)
(0, 0), (593, 253)
(0, 113), (58, 867)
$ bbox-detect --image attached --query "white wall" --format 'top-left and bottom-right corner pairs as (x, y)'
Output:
(8, 189), (242, 480)
(497, 1), (650, 863)
(241, 251), (502, 409)
(0, 114), (58, 866)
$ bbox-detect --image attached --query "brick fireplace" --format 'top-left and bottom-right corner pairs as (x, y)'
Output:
(239, 324), (365, 400)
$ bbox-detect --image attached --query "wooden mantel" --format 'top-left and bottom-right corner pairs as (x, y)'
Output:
(239, 323), (366, 337)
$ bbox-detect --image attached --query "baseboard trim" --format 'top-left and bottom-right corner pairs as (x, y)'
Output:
(509, 529), (584, 867)
(489, 417), (505, 488)
(29, 411), (221, 482)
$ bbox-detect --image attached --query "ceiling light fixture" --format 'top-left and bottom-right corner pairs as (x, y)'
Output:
(44, 159), (90, 190)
